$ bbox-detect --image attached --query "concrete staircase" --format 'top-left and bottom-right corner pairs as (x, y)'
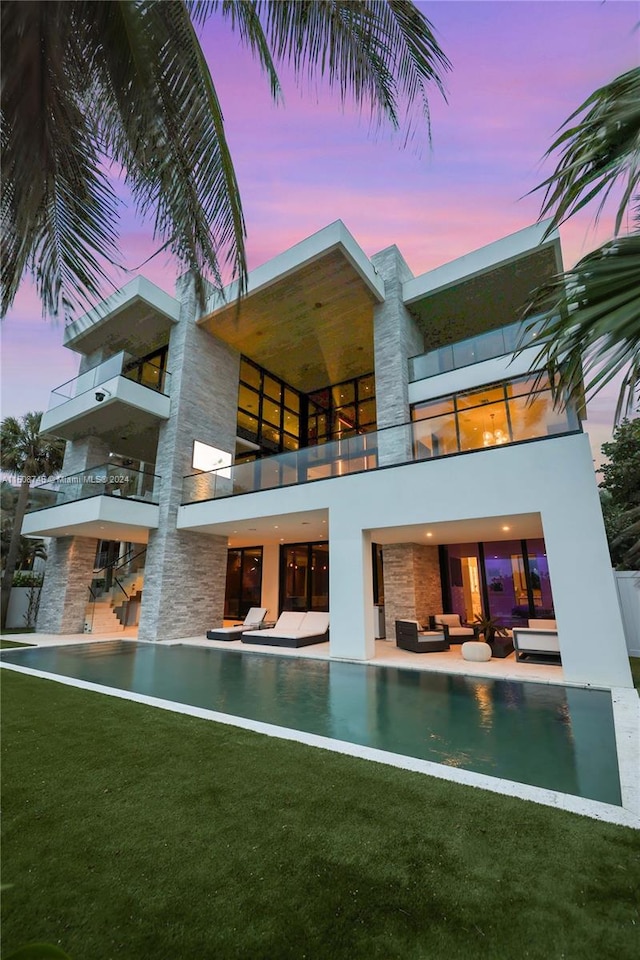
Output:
(84, 574), (144, 634)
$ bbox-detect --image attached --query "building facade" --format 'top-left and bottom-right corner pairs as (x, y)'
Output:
(23, 220), (633, 687)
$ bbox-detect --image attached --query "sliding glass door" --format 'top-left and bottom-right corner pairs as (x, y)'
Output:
(224, 547), (263, 619)
(280, 542), (329, 612)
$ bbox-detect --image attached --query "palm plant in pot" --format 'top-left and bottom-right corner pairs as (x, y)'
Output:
(473, 614), (511, 654)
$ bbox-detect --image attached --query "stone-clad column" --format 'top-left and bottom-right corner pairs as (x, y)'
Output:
(371, 246), (423, 467)
(37, 536), (98, 633)
(382, 543), (442, 640)
(138, 276), (240, 641)
(371, 246), (422, 429)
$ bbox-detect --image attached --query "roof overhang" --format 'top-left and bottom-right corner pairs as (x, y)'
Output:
(402, 221), (563, 349)
(197, 221), (385, 391)
(64, 278), (180, 357)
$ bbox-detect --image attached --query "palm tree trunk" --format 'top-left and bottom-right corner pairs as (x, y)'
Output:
(1, 478), (30, 629)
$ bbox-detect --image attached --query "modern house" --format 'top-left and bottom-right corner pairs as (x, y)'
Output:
(23, 220), (633, 688)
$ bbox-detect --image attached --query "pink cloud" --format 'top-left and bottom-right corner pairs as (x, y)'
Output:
(3, 0), (637, 445)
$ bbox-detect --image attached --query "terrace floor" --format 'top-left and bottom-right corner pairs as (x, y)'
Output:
(7, 628), (567, 687)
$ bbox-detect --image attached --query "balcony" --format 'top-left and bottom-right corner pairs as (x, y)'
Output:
(40, 351), (171, 445)
(22, 463), (160, 541)
(182, 375), (580, 504)
(408, 317), (546, 383)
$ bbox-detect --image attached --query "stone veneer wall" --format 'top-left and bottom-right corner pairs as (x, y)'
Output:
(138, 275), (240, 641)
(37, 536), (98, 633)
(371, 246), (423, 431)
(383, 543), (442, 640)
(61, 435), (111, 476)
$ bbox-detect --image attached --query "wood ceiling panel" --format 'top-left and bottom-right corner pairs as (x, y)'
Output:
(200, 250), (377, 391)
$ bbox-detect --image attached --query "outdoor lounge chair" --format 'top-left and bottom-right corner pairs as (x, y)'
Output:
(242, 611), (330, 648)
(430, 613), (480, 642)
(395, 620), (450, 653)
(206, 607), (267, 641)
(512, 619), (561, 664)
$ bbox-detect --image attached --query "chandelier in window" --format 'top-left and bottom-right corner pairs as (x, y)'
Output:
(483, 413), (507, 447)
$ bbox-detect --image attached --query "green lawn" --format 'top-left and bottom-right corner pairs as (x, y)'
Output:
(0, 639), (33, 649)
(2, 672), (639, 960)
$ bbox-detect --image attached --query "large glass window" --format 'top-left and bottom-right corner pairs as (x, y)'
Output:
(224, 547), (263, 620)
(307, 372), (377, 445)
(237, 358), (302, 459)
(411, 373), (579, 458)
(280, 542), (329, 612)
(442, 538), (555, 627)
(123, 345), (168, 394)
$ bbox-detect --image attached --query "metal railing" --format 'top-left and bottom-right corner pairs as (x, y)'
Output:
(48, 351), (170, 408)
(408, 317), (547, 382)
(26, 463), (160, 512)
(182, 380), (579, 504)
(86, 546), (147, 633)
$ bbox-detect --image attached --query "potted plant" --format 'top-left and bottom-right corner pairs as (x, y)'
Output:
(473, 614), (513, 657)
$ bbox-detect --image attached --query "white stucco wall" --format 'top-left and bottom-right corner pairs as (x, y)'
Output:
(178, 433), (632, 688)
(615, 572), (640, 658)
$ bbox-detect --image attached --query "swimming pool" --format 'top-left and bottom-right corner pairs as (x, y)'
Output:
(1, 640), (621, 805)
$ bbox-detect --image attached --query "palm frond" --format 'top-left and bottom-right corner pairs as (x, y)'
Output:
(2, 0), (449, 320)
(522, 233), (640, 421)
(254, 0), (450, 145)
(1, 1), (121, 317)
(189, 1), (283, 101)
(533, 67), (640, 235)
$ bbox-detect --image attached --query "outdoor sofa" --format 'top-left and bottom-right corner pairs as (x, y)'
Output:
(206, 607), (267, 641)
(512, 619), (561, 664)
(242, 611), (329, 648)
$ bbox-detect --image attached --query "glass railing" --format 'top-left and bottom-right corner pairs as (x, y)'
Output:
(26, 463), (161, 512)
(48, 351), (170, 408)
(182, 378), (579, 504)
(408, 317), (547, 382)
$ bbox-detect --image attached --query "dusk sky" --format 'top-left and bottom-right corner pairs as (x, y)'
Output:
(2, 1), (638, 467)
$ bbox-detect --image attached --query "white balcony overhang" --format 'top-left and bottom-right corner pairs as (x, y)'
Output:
(22, 495), (158, 541)
(403, 221), (563, 347)
(40, 375), (170, 443)
(198, 220), (385, 391)
(64, 277), (179, 356)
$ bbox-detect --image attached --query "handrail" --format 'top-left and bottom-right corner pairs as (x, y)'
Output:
(26, 464), (160, 513)
(48, 350), (170, 407)
(181, 374), (580, 504)
(112, 576), (130, 601)
(408, 316), (548, 383)
(85, 546), (146, 633)
(93, 545), (147, 578)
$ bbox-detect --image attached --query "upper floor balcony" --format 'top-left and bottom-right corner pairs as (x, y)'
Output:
(409, 317), (545, 383)
(182, 373), (580, 504)
(40, 351), (171, 443)
(22, 462), (160, 541)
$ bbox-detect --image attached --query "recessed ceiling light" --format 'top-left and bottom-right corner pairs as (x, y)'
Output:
(502, 525), (510, 531)
(274, 525), (279, 529)
(426, 532), (433, 538)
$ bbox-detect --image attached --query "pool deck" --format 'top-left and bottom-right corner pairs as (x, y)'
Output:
(3, 629), (639, 829)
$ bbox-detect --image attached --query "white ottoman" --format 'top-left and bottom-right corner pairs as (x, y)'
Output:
(461, 641), (491, 662)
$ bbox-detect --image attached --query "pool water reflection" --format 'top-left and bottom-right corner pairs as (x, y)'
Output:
(1, 640), (621, 805)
